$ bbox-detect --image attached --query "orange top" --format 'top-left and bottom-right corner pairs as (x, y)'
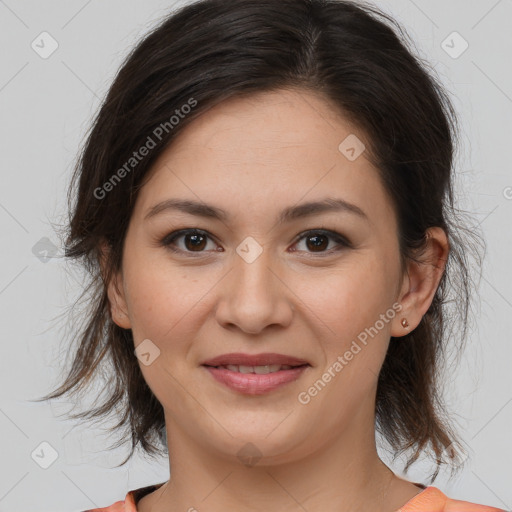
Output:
(83, 483), (507, 512)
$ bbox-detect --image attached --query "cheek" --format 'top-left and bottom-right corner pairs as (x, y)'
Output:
(122, 256), (191, 340)
(296, 258), (394, 339)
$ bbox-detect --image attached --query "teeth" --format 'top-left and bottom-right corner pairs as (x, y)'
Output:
(221, 364), (295, 373)
(254, 365), (274, 374)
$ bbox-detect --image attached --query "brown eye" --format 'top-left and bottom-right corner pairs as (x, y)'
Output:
(304, 233), (329, 252)
(160, 228), (350, 257)
(292, 229), (351, 255)
(183, 232), (207, 251)
(161, 229), (219, 254)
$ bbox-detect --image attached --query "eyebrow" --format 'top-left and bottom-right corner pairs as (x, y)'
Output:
(144, 197), (368, 224)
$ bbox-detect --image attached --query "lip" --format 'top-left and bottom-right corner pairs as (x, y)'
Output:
(201, 352), (310, 367)
(202, 365), (309, 395)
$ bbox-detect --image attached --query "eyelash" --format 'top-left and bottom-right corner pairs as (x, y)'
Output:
(159, 228), (352, 257)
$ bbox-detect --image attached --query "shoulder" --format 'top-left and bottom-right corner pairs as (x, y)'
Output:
(444, 495), (507, 512)
(399, 486), (507, 512)
(82, 484), (507, 512)
(81, 482), (165, 512)
(81, 491), (136, 512)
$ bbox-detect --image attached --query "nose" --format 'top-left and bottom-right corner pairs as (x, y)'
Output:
(214, 245), (293, 335)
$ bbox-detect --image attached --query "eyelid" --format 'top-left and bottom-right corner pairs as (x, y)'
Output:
(293, 228), (352, 252)
(160, 227), (352, 256)
(160, 228), (219, 256)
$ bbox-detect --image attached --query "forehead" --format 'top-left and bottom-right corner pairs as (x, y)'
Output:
(134, 88), (396, 230)
(168, 88), (360, 157)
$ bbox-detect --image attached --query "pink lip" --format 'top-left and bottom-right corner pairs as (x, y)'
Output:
(201, 352), (310, 367)
(202, 365), (309, 395)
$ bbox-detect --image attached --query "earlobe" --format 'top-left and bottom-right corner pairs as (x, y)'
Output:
(107, 272), (132, 329)
(99, 238), (132, 330)
(391, 227), (449, 337)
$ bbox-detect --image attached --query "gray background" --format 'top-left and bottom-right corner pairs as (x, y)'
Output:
(0, 0), (511, 510)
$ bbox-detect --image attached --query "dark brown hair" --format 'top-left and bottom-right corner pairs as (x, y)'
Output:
(36, 0), (484, 484)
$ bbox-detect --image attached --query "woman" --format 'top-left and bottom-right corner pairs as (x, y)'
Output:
(40, 0), (504, 510)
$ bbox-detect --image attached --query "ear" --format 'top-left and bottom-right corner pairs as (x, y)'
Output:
(391, 227), (449, 337)
(99, 239), (132, 330)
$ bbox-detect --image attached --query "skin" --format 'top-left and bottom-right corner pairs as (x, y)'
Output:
(104, 88), (449, 512)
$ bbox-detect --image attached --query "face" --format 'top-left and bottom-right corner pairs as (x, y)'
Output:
(107, 88), (418, 464)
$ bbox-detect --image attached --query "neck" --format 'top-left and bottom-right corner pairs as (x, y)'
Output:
(141, 406), (421, 512)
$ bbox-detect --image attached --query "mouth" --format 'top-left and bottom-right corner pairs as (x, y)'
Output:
(200, 352), (311, 394)
(202, 363), (309, 374)
(200, 352), (311, 368)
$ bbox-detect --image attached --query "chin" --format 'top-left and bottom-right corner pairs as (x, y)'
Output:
(197, 422), (310, 465)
